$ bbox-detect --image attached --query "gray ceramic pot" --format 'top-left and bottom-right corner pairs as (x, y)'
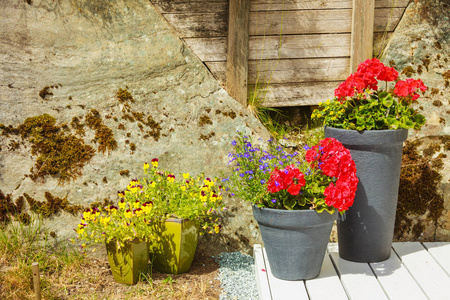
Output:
(325, 126), (408, 262)
(252, 205), (336, 280)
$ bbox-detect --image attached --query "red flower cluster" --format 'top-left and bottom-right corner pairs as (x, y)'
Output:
(335, 58), (398, 101)
(267, 165), (306, 196)
(306, 138), (359, 212)
(393, 78), (427, 101)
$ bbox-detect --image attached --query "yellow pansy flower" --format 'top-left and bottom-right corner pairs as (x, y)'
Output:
(183, 173), (190, 179)
(143, 162), (150, 170)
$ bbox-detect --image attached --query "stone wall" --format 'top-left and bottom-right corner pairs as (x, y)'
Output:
(0, 0), (269, 255)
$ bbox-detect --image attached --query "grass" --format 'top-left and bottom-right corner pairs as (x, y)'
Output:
(0, 214), (220, 300)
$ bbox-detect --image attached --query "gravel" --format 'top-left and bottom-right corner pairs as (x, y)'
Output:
(216, 252), (259, 300)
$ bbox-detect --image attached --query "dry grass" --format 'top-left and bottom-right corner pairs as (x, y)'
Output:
(0, 217), (221, 300)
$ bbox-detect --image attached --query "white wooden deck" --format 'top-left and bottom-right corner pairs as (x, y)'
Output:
(254, 242), (450, 300)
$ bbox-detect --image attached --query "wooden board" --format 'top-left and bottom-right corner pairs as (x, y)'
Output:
(262, 248), (309, 300)
(226, 0), (250, 106)
(184, 32), (391, 62)
(423, 242), (450, 277)
(328, 247), (388, 299)
(207, 57), (349, 85)
(350, 0), (375, 72)
(256, 82), (340, 106)
(254, 244), (273, 300)
(392, 242), (450, 299)
(305, 253), (348, 300)
(163, 8), (404, 38)
(151, 0), (410, 13)
(370, 249), (427, 300)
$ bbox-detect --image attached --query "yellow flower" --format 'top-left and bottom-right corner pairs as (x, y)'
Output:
(100, 217), (110, 226)
(326, 99), (331, 105)
(180, 185), (186, 191)
(329, 111), (334, 115)
(118, 200), (126, 209)
(133, 201), (140, 209)
(318, 102), (322, 106)
(214, 225), (220, 233)
(143, 162), (150, 170)
(124, 210), (133, 219)
(118, 191), (125, 198)
(183, 173), (189, 179)
(135, 209), (143, 217)
(142, 202), (152, 214)
(77, 228), (85, 235)
(150, 181), (156, 188)
(331, 117), (337, 121)
(151, 159), (158, 168)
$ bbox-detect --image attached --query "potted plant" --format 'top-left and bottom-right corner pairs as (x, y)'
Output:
(74, 201), (155, 285)
(225, 132), (358, 280)
(312, 58), (427, 262)
(119, 159), (225, 275)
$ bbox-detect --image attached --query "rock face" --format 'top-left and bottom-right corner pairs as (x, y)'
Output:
(0, 0), (268, 254)
(382, 0), (450, 241)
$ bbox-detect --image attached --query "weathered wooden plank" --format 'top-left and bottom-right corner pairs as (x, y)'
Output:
(163, 12), (227, 38)
(226, 0), (250, 106)
(207, 58), (349, 85)
(163, 8), (403, 37)
(351, 0), (375, 72)
(254, 244), (273, 300)
(252, 81), (340, 107)
(370, 249), (428, 300)
(251, 0), (410, 11)
(150, 0), (409, 13)
(250, 8), (402, 36)
(305, 252), (348, 300)
(262, 248), (309, 300)
(184, 32), (391, 62)
(393, 242), (450, 299)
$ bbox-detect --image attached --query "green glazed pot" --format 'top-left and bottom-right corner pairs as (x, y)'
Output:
(149, 218), (199, 274)
(106, 239), (149, 285)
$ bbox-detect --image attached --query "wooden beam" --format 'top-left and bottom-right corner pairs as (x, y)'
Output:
(350, 0), (375, 73)
(226, 0), (250, 106)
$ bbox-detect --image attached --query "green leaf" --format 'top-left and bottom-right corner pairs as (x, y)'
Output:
(283, 197), (296, 210)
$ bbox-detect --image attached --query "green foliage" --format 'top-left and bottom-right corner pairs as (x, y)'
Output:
(75, 161), (226, 249)
(312, 93), (426, 131)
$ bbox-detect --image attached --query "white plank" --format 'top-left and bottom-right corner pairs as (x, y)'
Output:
(370, 249), (427, 300)
(423, 242), (450, 277)
(262, 248), (309, 300)
(305, 252), (348, 300)
(393, 242), (450, 300)
(254, 244), (273, 300)
(328, 246), (388, 300)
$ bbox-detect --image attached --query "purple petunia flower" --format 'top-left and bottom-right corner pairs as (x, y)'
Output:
(271, 199), (277, 203)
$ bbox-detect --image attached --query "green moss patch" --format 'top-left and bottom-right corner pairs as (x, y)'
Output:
(17, 114), (95, 183)
(86, 109), (117, 153)
(24, 192), (84, 218)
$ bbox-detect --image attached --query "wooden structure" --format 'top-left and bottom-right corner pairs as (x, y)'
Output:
(151, 0), (410, 107)
(255, 242), (450, 299)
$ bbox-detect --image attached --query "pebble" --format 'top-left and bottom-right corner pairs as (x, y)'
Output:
(216, 252), (258, 300)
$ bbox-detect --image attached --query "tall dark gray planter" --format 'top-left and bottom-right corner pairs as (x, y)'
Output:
(252, 206), (336, 280)
(325, 126), (408, 262)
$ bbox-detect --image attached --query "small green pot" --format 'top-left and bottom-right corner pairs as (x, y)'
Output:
(149, 218), (199, 274)
(106, 239), (149, 285)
